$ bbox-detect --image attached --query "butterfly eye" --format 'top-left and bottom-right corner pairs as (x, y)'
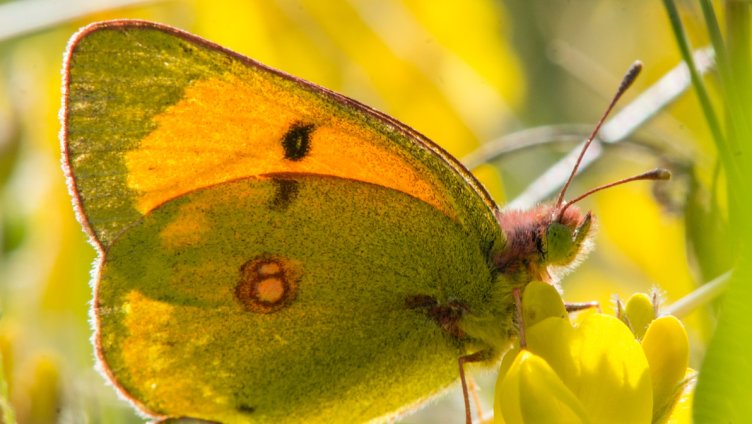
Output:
(544, 222), (576, 266)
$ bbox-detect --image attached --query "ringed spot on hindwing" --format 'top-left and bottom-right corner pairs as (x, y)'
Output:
(281, 122), (315, 161)
(235, 254), (303, 314)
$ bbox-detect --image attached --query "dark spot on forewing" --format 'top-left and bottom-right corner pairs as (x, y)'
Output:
(281, 122), (315, 161)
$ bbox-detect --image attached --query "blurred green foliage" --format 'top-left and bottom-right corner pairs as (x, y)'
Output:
(0, 0), (745, 422)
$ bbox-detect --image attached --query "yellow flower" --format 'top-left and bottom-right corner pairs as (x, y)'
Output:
(494, 282), (693, 424)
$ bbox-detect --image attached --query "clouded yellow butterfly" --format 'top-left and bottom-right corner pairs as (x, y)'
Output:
(61, 20), (668, 423)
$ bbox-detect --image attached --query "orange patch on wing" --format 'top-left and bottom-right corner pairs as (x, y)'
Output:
(256, 277), (284, 303)
(121, 291), (176, 380)
(119, 291), (230, 414)
(258, 262), (281, 275)
(159, 201), (209, 249)
(125, 74), (451, 217)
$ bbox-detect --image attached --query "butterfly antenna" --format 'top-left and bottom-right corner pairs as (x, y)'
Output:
(554, 61), (644, 209)
(558, 168), (671, 218)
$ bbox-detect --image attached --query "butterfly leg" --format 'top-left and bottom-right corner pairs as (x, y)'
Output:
(512, 287), (526, 348)
(467, 377), (485, 423)
(565, 301), (601, 313)
(458, 350), (492, 424)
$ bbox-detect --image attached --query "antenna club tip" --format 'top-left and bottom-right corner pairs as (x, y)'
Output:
(652, 168), (672, 180)
(622, 61), (643, 88)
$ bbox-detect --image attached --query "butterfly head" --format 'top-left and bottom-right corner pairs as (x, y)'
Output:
(494, 166), (670, 286)
(494, 201), (596, 285)
(491, 61), (674, 286)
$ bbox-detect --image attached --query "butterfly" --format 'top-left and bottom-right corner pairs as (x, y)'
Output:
(61, 19), (667, 423)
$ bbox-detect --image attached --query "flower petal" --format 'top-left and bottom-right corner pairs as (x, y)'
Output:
(496, 350), (589, 424)
(666, 369), (695, 424)
(523, 281), (568, 327)
(641, 315), (690, 423)
(527, 314), (653, 423)
(624, 292), (656, 339)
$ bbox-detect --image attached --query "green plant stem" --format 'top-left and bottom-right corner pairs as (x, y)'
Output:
(725, 2), (752, 169)
(662, 0), (741, 189)
(685, 2), (752, 423)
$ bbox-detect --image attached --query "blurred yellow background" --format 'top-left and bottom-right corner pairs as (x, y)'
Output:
(0, 0), (719, 422)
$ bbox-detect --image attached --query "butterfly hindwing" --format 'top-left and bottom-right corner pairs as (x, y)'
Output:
(98, 174), (495, 422)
